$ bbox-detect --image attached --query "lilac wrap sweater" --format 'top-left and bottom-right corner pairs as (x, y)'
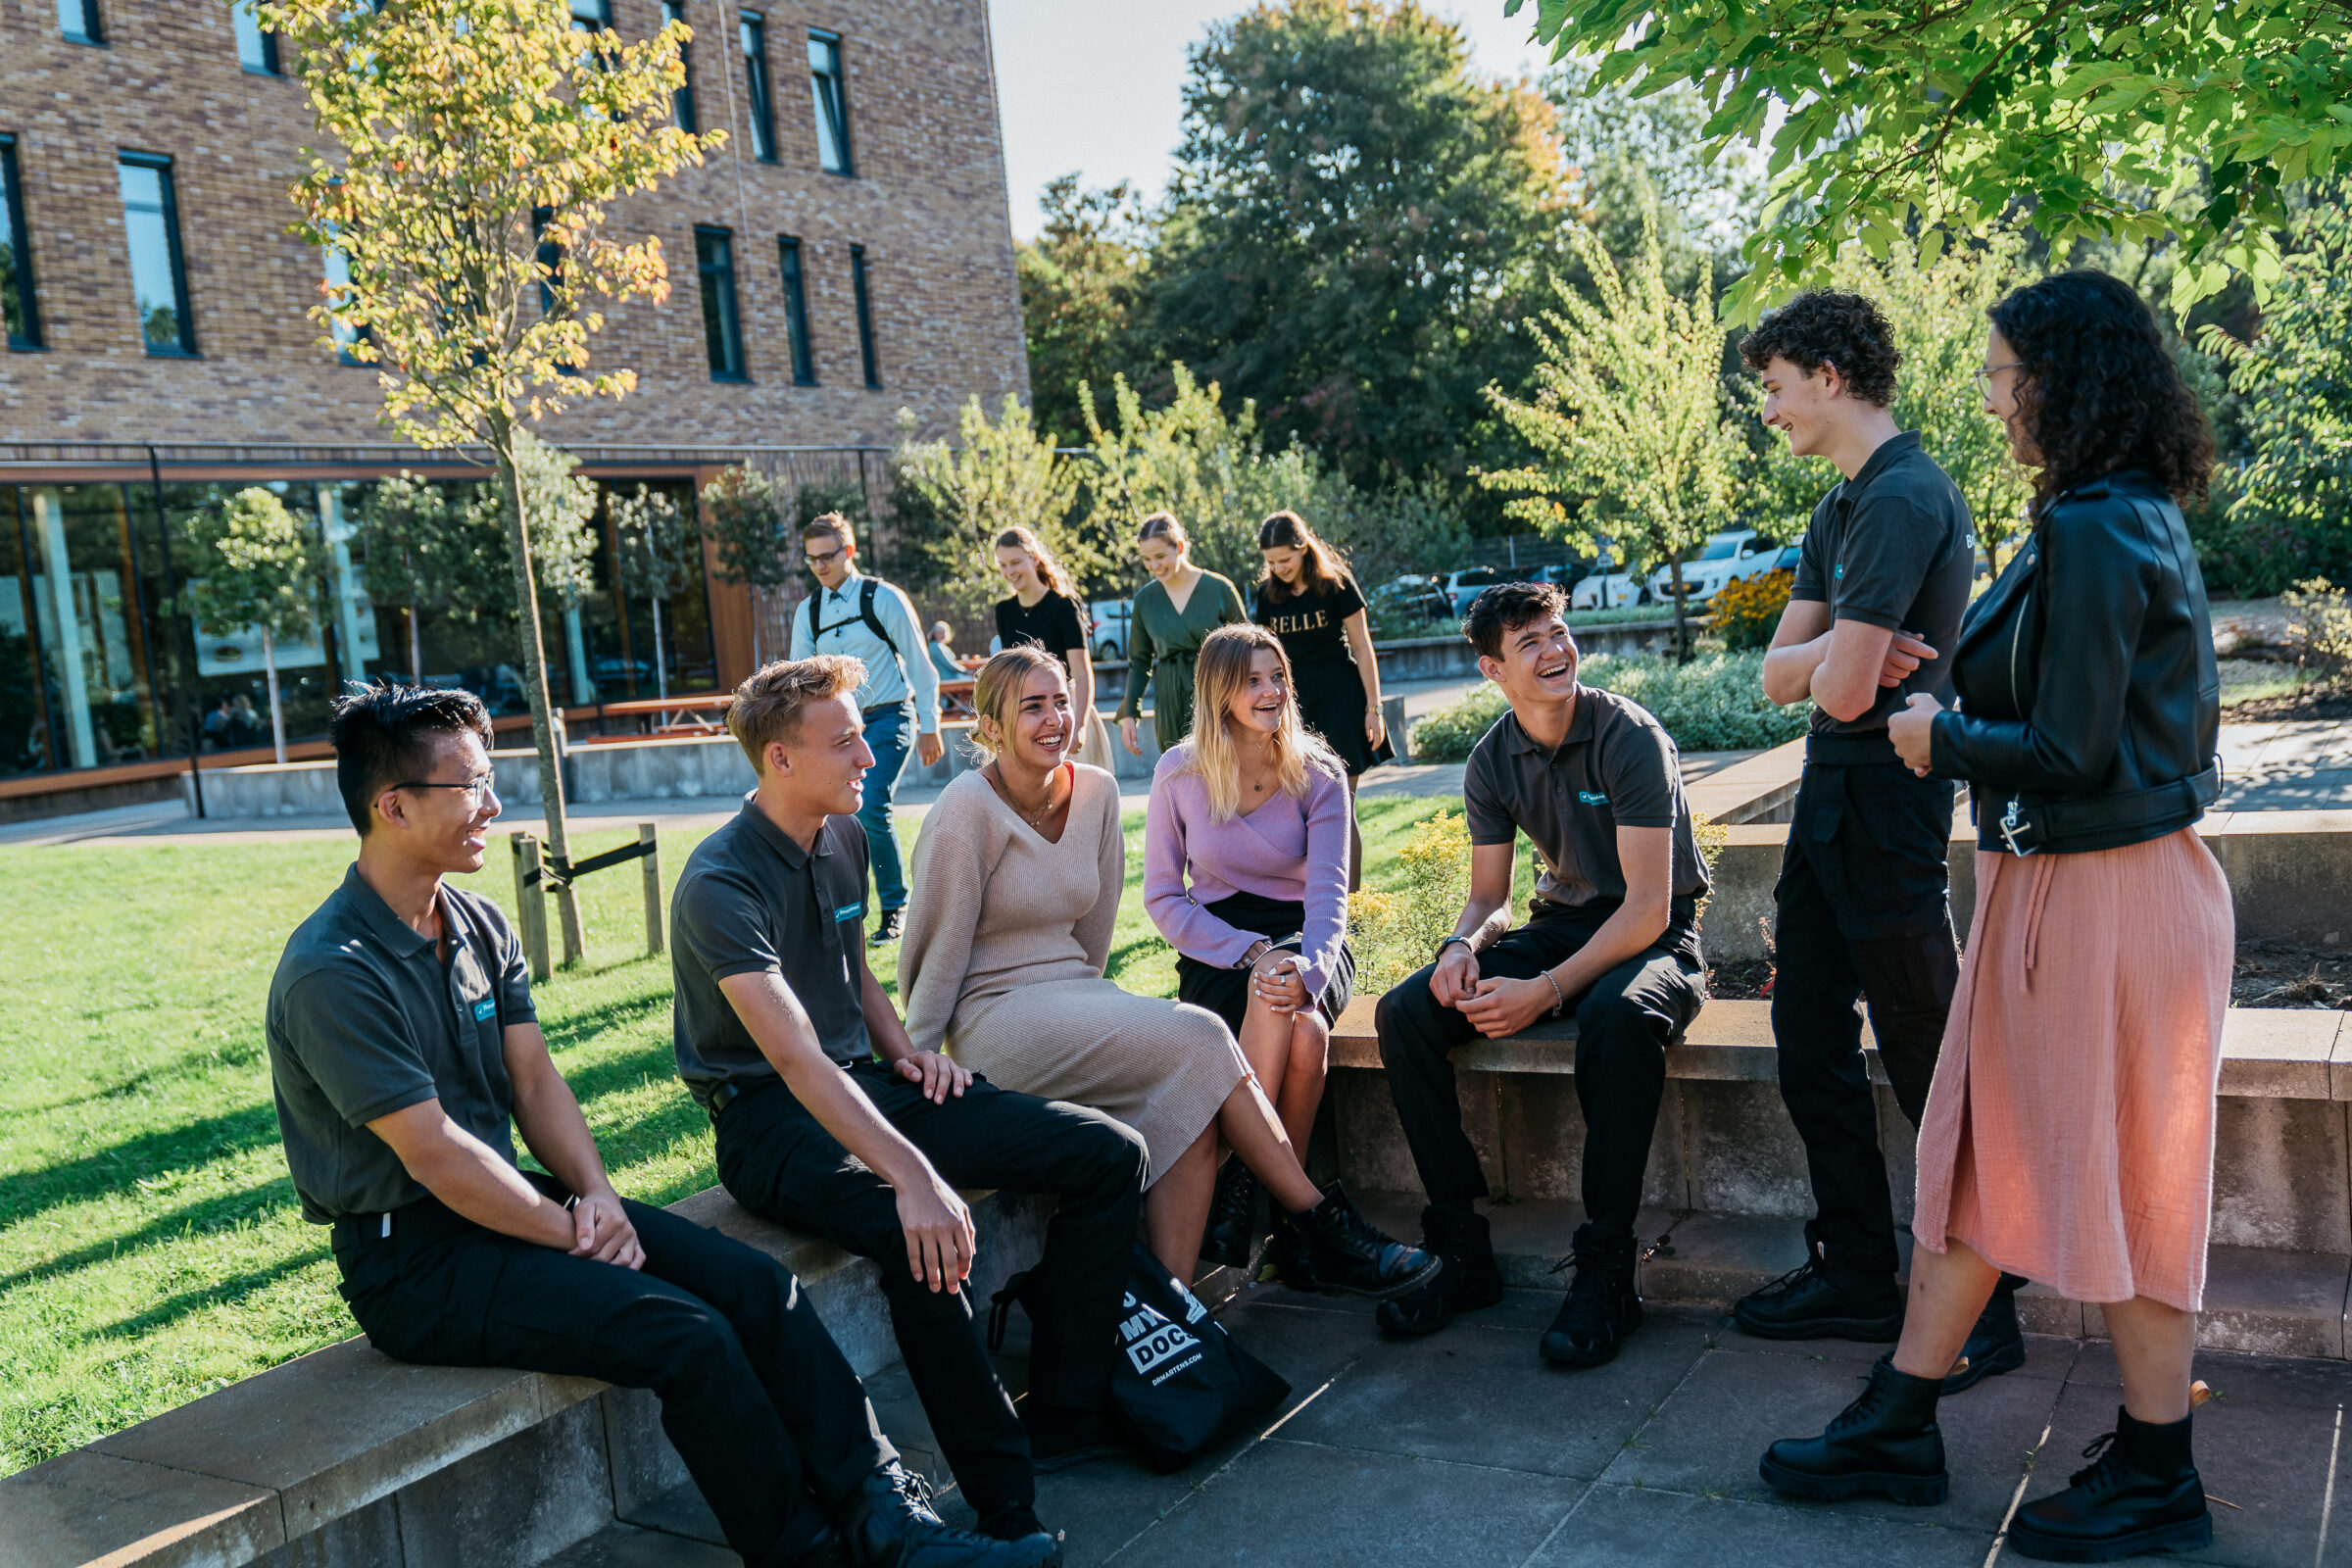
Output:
(1144, 743), (1350, 997)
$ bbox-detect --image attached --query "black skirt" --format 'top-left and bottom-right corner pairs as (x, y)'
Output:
(1173, 889), (1356, 1041)
(1291, 652), (1395, 776)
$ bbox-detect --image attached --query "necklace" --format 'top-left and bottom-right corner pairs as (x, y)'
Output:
(992, 761), (1064, 827)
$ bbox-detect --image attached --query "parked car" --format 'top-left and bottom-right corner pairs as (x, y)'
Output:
(1646, 529), (1787, 605)
(1370, 574), (1453, 624)
(1088, 599), (1133, 661)
(1570, 568), (1651, 612)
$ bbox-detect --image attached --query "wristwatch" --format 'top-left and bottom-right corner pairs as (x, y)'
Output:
(1235, 938), (1273, 970)
(1437, 935), (1475, 961)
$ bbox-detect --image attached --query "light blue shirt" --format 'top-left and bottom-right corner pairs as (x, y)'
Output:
(787, 569), (940, 732)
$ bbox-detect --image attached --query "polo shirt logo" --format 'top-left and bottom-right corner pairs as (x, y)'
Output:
(1835, 563), (1846, 580)
(472, 998), (497, 1021)
(1579, 790), (1610, 806)
(834, 903), (863, 923)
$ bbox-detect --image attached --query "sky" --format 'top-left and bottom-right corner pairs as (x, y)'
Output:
(987, 0), (1560, 240)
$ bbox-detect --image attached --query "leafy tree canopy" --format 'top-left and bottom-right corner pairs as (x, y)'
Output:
(184, 488), (318, 646)
(1017, 177), (1157, 446)
(1516, 0), (2352, 317)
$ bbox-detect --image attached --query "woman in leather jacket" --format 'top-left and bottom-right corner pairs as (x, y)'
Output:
(1760, 270), (2231, 1563)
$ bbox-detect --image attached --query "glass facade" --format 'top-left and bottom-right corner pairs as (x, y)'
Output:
(119, 157), (195, 357)
(808, 29), (852, 175)
(0, 475), (716, 784)
(1, 136), (38, 350)
(740, 12), (776, 162)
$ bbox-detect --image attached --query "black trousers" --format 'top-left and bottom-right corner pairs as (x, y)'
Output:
(715, 1063), (1148, 1516)
(1374, 904), (1705, 1232)
(336, 1177), (891, 1568)
(1771, 756), (1962, 1277)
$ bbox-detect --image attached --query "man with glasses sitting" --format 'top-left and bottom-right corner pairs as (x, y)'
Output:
(789, 513), (942, 947)
(263, 681), (1055, 1568)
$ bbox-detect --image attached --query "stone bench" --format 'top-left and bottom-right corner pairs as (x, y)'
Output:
(0, 1186), (1070, 1568)
(1325, 996), (2352, 1359)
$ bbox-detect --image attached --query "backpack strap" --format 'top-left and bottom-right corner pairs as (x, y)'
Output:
(858, 578), (901, 661)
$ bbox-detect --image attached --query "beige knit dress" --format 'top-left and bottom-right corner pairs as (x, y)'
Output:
(900, 762), (1249, 1186)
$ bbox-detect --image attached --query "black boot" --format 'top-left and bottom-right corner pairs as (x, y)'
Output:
(1376, 1204), (1506, 1336)
(2007, 1407), (2211, 1562)
(1539, 1223), (1642, 1367)
(1283, 1181), (1443, 1299)
(1199, 1157), (1262, 1269)
(1941, 1273), (2030, 1395)
(1759, 1354), (1949, 1506)
(972, 1506), (1064, 1564)
(1732, 1235), (1905, 1342)
(837, 1467), (1061, 1568)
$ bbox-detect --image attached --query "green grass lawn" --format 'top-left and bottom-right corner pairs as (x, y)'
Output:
(0, 796), (1460, 1476)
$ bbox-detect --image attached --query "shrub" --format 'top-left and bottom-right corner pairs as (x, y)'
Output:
(1350, 809), (1474, 994)
(1406, 651), (1807, 761)
(2282, 578), (2352, 685)
(1709, 568), (1792, 651)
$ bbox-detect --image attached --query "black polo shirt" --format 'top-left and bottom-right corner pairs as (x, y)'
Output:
(266, 866), (534, 1225)
(1462, 684), (1710, 940)
(671, 802), (873, 1108)
(1790, 430), (1976, 738)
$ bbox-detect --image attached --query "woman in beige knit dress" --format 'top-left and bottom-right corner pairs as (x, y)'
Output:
(902, 646), (1436, 1298)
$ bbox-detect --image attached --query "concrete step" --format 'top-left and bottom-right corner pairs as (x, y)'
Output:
(1353, 1192), (2352, 1361)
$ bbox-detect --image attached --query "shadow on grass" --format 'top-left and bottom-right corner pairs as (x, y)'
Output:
(0, 1102), (283, 1233)
(91, 1247), (332, 1347)
(0, 1174), (297, 1295)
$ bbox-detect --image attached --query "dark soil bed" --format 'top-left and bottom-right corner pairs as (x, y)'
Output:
(1706, 941), (2352, 1009)
(2222, 687), (2352, 722)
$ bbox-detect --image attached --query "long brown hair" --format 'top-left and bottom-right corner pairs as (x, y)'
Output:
(1176, 624), (1337, 821)
(1255, 510), (1348, 603)
(995, 525), (1071, 599)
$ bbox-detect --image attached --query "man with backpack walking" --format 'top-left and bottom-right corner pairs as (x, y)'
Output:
(788, 513), (944, 945)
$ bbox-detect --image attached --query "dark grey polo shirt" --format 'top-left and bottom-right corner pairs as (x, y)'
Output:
(671, 803), (873, 1108)
(1462, 684), (1710, 930)
(266, 866), (534, 1225)
(1791, 430), (1976, 738)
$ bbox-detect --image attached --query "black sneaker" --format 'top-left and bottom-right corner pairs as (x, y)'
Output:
(837, 1467), (1059, 1568)
(1940, 1273), (2029, 1395)
(1285, 1182), (1444, 1299)
(1732, 1250), (1905, 1342)
(1376, 1204), (1506, 1336)
(1199, 1157), (1262, 1270)
(1539, 1223), (1642, 1367)
(869, 909), (906, 948)
(973, 1507), (1065, 1564)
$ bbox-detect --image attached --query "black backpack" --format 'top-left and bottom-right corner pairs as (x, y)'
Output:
(803, 577), (902, 661)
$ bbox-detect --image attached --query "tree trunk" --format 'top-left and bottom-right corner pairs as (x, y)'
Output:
(652, 597), (668, 701)
(1669, 551), (1690, 663)
(408, 605), (423, 685)
(263, 626), (287, 765)
(493, 418), (585, 966)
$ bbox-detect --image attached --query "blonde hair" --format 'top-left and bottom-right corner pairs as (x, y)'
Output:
(1136, 512), (1187, 548)
(1181, 624), (1336, 822)
(968, 645), (1065, 760)
(727, 655), (866, 771)
(995, 525), (1072, 599)
(802, 512), (855, 552)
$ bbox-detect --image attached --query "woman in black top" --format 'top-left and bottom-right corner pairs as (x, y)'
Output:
(1253, 512), (1392, 891)
(993, 526), (1111, 763)
(1762, 270), (2229, 1564)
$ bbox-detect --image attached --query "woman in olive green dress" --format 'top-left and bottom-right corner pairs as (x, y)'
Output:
(1116, 513), (1249, 755)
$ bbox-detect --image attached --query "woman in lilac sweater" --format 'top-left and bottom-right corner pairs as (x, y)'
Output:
(1146, 624), (1355, 1273)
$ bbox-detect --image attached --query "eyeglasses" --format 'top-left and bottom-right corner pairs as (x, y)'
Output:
(1971, 361), (2025, 396)
(806, 547), (845, 569)
(397, 772), (497, 807)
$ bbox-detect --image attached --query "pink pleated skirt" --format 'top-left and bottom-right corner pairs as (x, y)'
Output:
(1911, 828), (2233, 1311)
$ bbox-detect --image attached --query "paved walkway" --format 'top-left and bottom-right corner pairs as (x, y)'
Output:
(2219, 720), (2352, 812)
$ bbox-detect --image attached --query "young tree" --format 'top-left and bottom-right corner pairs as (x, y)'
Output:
(184, 488), (318, 765)
(465, 430), (602, 703)
(262, 0), (720, 964)
(895, 396), (1090, 624)
(1521, 0), (2352, 316)
(1480, 190), (1739, 660)
(611, 484), (699, 699)
(356, 472), (471, 683)
(699, 463), (795, 666)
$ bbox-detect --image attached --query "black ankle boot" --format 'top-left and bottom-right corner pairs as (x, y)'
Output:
(1539, 1223), (1642, 1367)
(1733, 1235), (1905, 1342)
(837, 1467), (1061, 1567)
(2007, 1407), (2210, 1562)
(1199, 1158), (1262, 1269)
(1376, 1204), (1506, 1336)
(1941, 1273), (2030, 1395)
(1759, 1354), (1949, 1506)
(1285, 1181), (1443, 1299)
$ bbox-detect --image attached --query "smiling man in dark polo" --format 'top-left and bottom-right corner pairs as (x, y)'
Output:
(1373, 581), (1709, 1366)
(265, 681), (1054, 1568)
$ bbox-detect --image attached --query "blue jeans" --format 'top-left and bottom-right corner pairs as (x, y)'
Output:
(858, 703), (914, 913)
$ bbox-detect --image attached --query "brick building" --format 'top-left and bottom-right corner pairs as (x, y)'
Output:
(0, 0), (1028, 816)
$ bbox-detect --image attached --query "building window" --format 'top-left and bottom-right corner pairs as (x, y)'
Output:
(56, 0), (102, 45)
(118, 156), (196, 357)
(1, 137), (40, 351)
(776, 235), (814, 385)
(320, 248), (368, 365)
(568, 0), (610, 26)
(808, 30), (853, 175)
(739, 12), (776, 163)
(231, 1), (279, 74)
(662, 1), (696, 132)
(695, 225), (745, 381)
(850, 243), (879, 389)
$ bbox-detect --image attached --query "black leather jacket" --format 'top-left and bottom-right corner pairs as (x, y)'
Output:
(1930, 469), (2221, 856)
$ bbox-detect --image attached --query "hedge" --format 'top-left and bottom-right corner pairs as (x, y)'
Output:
(1408, 651), (1810, 761)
